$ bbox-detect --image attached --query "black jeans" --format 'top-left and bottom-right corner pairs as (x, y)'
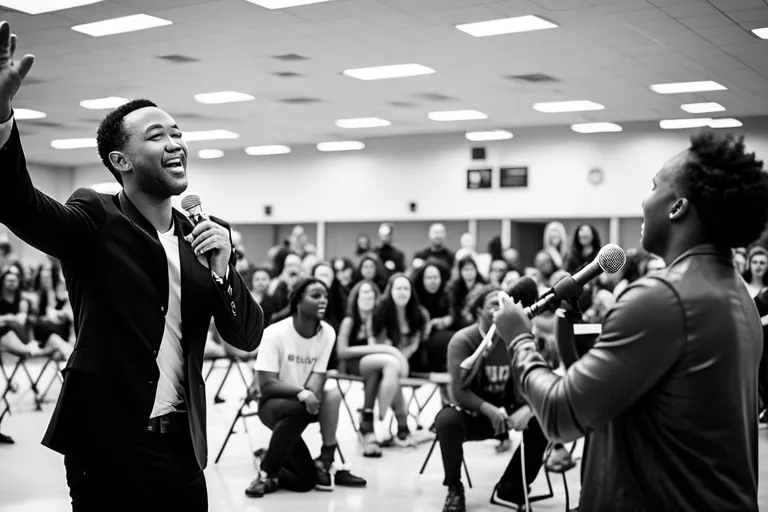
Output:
(258, 397), (319, 492)
(435, 406), (549, 504)
(65, 421), (207, 512)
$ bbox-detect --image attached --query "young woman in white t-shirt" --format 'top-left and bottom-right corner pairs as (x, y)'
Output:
(246, 278), (366, 498)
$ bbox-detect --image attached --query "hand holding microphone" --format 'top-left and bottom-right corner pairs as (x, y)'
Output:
(181, 195), (232, 277)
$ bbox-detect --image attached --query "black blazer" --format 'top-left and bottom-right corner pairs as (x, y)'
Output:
(0, 123), (263, 469)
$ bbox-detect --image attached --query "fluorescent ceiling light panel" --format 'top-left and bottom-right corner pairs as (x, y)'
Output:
(571, 122), (622, 134)
(245, 145), (291, 155)
(456, 15), (557, 37)
(244, 0), (335, 9)
(0, 0), (102, 15)
(465, 130), (513, 141)
(194, 91), (255, 104)
(198, 149), (224, 159)
(51, 138), (97, 149)
(533, 100), (604, 113)
(650, 81), (726, 94)
(659, 118), (712, 130)
(317, 141), (365, 152)
(79, 97), (129, 109)
(72, 14), (172, 37)
(751, 27), (768, 39)
(182, 130), (239, 142)
(342, 64), (435, 81)
(335, 118), (391, 129)
(14, 108), (46, 120)
(681, 102), (724, 114)
(428, 110), (487, 121)
(709, 118), (742, 128)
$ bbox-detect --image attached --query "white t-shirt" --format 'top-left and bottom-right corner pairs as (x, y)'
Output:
(151, 224), (186, 418)
(254, 317), (335, 388)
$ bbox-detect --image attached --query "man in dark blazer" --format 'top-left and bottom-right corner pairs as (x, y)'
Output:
(0, 22), (263, 511)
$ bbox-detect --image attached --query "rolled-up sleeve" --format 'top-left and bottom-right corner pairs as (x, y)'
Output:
(511, 277), (686, 443)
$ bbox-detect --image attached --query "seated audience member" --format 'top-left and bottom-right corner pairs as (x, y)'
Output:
(411, 260), (454, 372)
(354, 235), (372, 263)
(743, 246), (768, 298)
(487, 259), (509, 287)
(436, 285), (548, 511)
(30, 266), (73, 360)
(374, 222), (406, 278)
(246, 278), (365, 498)
(542, 222), (568, 269)
(311, 261), (346, 332)
(448, 256), (487, 331)
(414, 223), (454, 271)
(500, 270), (521, 291)
(331, 257), (355, 296)
(372, 273), (430, 446)
(249, 267), (276, 328)
(335, 280), (410, 457)
(270, 253), (304, 323)
(354, 252), (388, 292)
(0, 267), (36, 358)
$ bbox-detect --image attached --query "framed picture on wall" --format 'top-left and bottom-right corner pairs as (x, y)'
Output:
(467, 168), (492, 189)
(500, 166), (528, 188)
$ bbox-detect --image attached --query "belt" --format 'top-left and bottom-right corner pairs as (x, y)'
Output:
(147, 411), (187, 434)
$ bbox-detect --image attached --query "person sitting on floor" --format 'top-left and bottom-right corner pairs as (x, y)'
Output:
(245, 277), (366, 498)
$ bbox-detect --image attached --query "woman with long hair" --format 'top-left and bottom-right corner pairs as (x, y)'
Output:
(336, 280), (411, 457)
(448, 256), (487, 330)
(542, 221), (568, 269)
(411, 260), (453, 372)
(565, 224), (602, 274)
(372, 273), (429, 446)
(743, 246), (768, 298)
(30, 266), (73, 360)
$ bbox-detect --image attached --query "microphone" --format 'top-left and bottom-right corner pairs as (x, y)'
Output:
(525, 243), (626, 318)
(459, 277), (539, 380)
(181, 194), (205, 225)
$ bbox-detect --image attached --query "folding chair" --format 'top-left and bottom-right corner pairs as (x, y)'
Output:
(327, 371), (365, 438)
(387, 373), (447, 436)
(31, 354), (65, 410)
(0, 352), (25, 423)
(206, 357), (252, 404)
(489, 440), (580, 512)
(215, 396), (348, 465)
(418, 424), (473, 488)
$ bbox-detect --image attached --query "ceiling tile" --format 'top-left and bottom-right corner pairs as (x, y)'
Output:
(678, 13), (738, 29)
(661, 1), (718, 18)
(708, 0), (767, 12)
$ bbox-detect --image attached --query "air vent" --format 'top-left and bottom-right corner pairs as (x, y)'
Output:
(273, 54), (309, 61)
(414, 93), (456, 102)
(273, 71), (304, 78)
(388, 101), (419, 108)
(157, 54), (200, 64)
(280, 97), (322, 104)
(506, 73), (559, 83)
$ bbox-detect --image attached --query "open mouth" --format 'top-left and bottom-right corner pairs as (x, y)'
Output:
(164, 157), (185, 172)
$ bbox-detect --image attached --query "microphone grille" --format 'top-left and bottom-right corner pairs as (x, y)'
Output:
(181, 194), (201, 212)
(597, 243), (626, 274)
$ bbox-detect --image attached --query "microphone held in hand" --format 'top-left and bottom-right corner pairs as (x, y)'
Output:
(181, 194), (205, 226)
(526, 243), (626, 318)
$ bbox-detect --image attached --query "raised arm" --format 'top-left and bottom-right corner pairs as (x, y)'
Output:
(0, 22), (102, 257)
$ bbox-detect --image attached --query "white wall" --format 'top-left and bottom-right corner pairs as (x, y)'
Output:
(70, 118), (768, 224)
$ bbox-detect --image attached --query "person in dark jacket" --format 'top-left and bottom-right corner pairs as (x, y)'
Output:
(495, 131), (768, 512)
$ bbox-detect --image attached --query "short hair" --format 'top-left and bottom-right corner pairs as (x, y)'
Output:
(676, 132), (768, 249)
(96, 99), (158, 186)
(288, 277), (328, 315)
(468, 284), (502, 321)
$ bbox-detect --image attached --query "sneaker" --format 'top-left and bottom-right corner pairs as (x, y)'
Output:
(361, 432), (382, 458)
(333, 464), (367, 487)
(0, 432), (14, 444)
(394, 427), (415, 448)
(315, 459), (334, 491)
(545, 445), (576, 473)
(245, 471), (279, 498)
(443, 483), (466, 512)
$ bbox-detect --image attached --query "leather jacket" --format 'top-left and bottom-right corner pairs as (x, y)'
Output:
(511, 245), (761, 512)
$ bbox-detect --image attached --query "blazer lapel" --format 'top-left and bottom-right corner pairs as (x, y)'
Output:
(174, 209), (212, 356)
(117, 191), (168, 303)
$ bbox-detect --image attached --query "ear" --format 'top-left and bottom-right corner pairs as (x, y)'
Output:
(669, 198), (690, 221)
(109, 151), (132, 173)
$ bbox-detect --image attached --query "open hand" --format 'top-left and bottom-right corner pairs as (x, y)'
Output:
(0, 21), (35, 121)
